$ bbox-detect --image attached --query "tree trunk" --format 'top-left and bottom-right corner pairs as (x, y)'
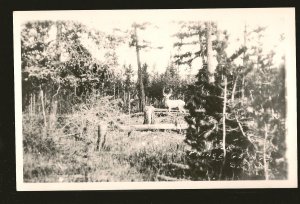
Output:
(101, 83), (104, 97)
(241, 24), (247, 102)
(219, 76), (227, 179)
(49, 101), (58, 130)
(264, 123), (269, 180)
(231, 76), (238, 103)
(198, 32), (206, 65)
(123, 91), (126, 108)
(129, 92), (131, 114)
(48, 89), (53, 129)
(113, 83), (116, 99)
(206, 21), (215, 83)
(117, 86), (120, 99)
(30, 93), (33, 117)
(222, 76), (227, 157)
(44, 92), (47, 111)
(96, 122), (108, 151)
(143, 105), (155, 124)
(100, 123), (108, 149)
(40, 86), (47, 135)
(241, 76), (245, 101)
(96, 125), (101, 151)
(33, 93), (36, 115)
(134, 26), (146, 112)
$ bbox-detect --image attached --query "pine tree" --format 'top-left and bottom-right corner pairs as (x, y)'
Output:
(173, 21), (219, 82)
(184, 27), (254, 180)
(129, 23), (163, 111)
(246, 50), (287, 179)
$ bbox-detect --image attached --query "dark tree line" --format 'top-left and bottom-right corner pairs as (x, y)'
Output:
(182, 21), (286, 180)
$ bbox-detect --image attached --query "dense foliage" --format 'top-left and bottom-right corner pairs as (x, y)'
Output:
(183, 22), (287, 180)
(21, 19), (287, 182)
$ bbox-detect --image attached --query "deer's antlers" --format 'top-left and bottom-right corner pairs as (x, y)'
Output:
(162, 87), (173, 97)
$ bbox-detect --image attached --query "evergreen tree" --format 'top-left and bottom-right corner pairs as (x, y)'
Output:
(128, 23), (163, 111)
(184, 27), (253, 180)
(173, 21), (218, 83)
(124, 64), (134, 93)
(185, 24), (287, 180)
(245, 47), (287, 179)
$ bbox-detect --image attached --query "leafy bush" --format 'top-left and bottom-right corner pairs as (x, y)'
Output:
(23, 115), (57, 155)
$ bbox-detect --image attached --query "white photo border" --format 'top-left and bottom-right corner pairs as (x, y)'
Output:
(14, 8), (297, 191)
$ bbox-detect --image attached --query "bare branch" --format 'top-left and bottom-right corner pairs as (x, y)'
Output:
(235, 114), (248, 139)
(53, 84), (61, 98)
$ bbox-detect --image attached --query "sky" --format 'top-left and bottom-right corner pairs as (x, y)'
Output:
(15, 8), (294, 78)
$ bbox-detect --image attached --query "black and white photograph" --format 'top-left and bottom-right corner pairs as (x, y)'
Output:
(13, 8), (297, 190)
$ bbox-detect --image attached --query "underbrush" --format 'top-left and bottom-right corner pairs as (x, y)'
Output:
(23, 129), (189, 182)
(23, 97), (189, 182)
(126, 132), (189, 180)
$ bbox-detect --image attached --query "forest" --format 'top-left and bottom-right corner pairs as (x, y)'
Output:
(20, 17), (287, 182)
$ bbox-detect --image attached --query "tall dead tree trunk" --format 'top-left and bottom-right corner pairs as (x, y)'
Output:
(206, 22), (215, 84)
(222, 77), (227, 157)
(134, 26), (146, 112)
(198, 33), (203, 64)
(219, 76), (227, 179)
(231, 76), (238, 103)
(263, 123), (269, 180)
(40, 86), (47, 136)
(241, 24), (247, 102)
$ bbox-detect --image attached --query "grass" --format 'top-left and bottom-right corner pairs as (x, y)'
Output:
(23, 101), (190, 182)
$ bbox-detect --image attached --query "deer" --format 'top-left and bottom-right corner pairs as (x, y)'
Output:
(162, 88), (186, 113)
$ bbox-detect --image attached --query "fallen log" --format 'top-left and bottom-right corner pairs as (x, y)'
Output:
(124, 108), (205, 118)
(154, 108), (182, 112)
(123, 108), (205, 118)
(162, 163), (190, 170)
(130, 111), (184, 117)
(154, 108), (204, 113)
(156, 175), (187, 181)
(119, 123), (188, 131)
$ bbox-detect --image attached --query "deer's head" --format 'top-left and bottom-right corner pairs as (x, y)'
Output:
(162, 87), (172, 100)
